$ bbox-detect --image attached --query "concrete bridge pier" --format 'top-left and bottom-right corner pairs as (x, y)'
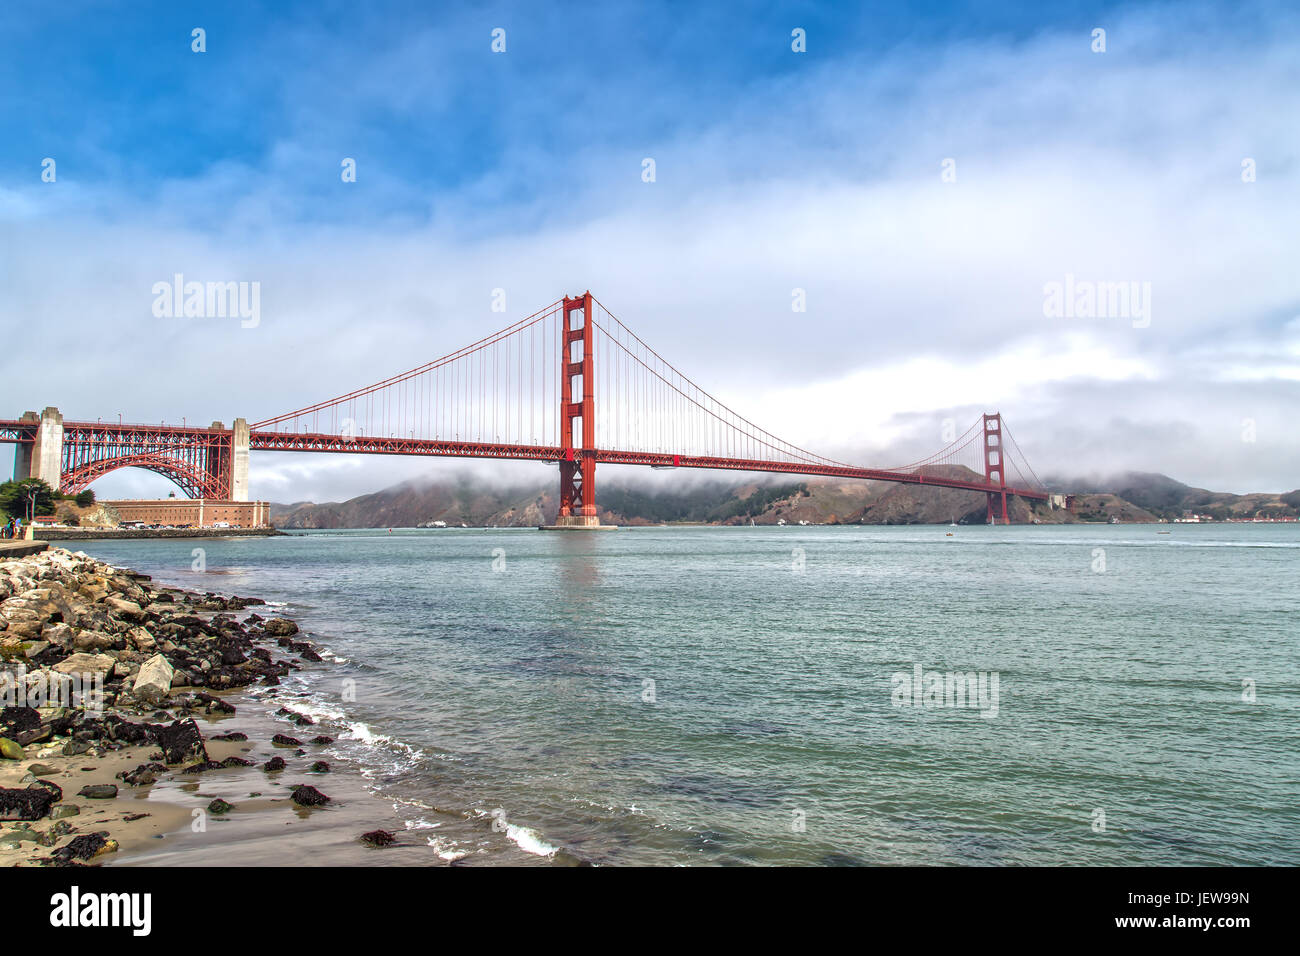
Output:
(12, 407), (63, 490)
(230, 417), (250, 501)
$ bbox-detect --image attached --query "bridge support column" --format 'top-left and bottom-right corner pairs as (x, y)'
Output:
(11, 411), (37, 482)
(30, 407), (64, 491)
(545, 292), (614, 530)
(229, 417), (250, 501)
(983, 412), (1009, 525)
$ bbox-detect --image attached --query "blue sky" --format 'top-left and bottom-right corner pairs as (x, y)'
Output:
(2, 1), (1298, 498)
(4, 2), (1137, 197)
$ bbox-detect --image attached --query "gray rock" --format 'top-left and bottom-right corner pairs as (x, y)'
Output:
(104, 596), (146, 621)
(77, 784), (118, 799)
(51, 653), (116, 677)
(132, 653), (175, 704)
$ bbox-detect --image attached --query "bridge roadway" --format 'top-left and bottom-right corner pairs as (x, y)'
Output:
(247, 429), (1049, 500)
(1, 418), (1049, 505)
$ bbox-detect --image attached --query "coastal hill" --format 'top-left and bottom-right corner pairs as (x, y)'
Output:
(1058, 471), (1300, 521)
(270, 469), (1300, 528)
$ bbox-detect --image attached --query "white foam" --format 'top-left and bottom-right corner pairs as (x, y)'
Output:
(286, 699), (349, 723)
(404, 818), (443, 830)
(506, 822), (559, 858)
(425, 835), (469, 861)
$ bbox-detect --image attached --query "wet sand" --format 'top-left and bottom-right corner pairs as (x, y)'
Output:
(0, 743), (192, 865)
(114, 692), (493, 866)
(2, 691), (497, 866)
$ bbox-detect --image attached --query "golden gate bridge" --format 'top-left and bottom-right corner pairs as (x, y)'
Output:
(1, 292), (1051, 524)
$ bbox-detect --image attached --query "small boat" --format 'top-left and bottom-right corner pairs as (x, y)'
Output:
(945, 532), (954, 537)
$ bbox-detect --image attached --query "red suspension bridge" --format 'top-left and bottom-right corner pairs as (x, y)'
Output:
(2, 293), (1053, 524)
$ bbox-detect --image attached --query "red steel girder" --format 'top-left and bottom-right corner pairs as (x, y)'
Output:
(594, 448), (1050, 500)
(61, 451), (227, 498)
(250, 430), (564, 461)
(1, 420), (1050, 504)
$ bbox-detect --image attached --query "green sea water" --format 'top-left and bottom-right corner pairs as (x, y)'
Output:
(71, 522), (1299, 865)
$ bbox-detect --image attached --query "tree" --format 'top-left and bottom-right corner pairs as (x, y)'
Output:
(74, 489), (96, 507)
(0, 478), (57, 520)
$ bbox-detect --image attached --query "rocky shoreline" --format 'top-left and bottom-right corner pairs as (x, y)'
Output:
(0, 547), (407, 866)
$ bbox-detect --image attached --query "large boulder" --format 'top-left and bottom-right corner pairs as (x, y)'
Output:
(72, 630), (118, 652)
(51, 652), (116, 677)
(127, 626), (157, 653)
(0, 787), (56, 820)
(151, 718), (208, 765)
(132, 653), (175, 704)
(263, 618), (299, 637)
(104, 596), (146, 622)
(40, 622), (76, 649)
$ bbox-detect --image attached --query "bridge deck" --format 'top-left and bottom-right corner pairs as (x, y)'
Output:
(247, 430), (1049, 500)
(0, 421), (1049, 503)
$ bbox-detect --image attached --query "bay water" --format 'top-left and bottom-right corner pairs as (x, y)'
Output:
(70, 523), (1299, 865)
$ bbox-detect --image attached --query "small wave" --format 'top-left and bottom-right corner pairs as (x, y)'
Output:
(403, 817), (443, 830)
(426, 835), (469, 862)
(342, 719), (422, 758)
(475, 809), (559, 857)
(507, 822), (559, 857)
(280, 698), (349, 723)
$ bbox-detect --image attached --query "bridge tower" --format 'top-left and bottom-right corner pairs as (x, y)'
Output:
(228, 418), (250, 501)
(983, 412), (1009, 524)
(553, 292), (603, 528)
(12, 407), (64, 490)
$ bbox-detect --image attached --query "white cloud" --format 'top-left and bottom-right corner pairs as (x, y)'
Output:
(3, 4), (1299, 498)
